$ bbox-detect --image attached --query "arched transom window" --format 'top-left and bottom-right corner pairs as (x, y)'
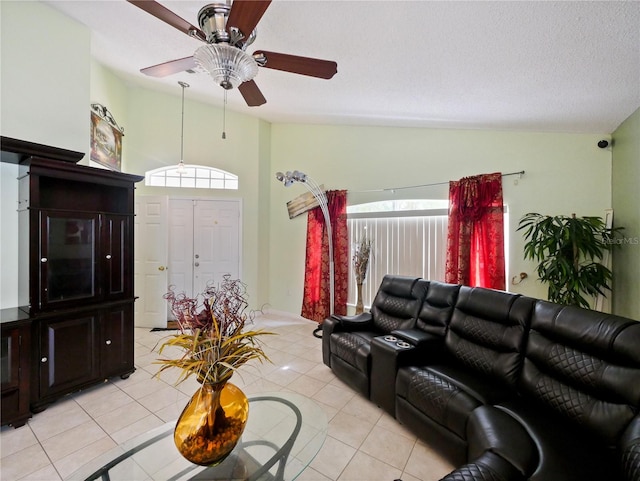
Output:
(145, 164), (239, 190)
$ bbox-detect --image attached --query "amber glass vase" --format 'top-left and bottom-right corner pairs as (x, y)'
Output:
(174, 381), (249, 466)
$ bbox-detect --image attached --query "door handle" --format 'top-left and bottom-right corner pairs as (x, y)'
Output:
(158, 266), (166, 271)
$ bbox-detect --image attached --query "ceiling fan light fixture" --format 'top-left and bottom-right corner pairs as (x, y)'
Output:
(194, 44), (258, 90)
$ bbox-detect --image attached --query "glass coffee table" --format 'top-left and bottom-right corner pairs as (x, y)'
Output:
(66, 393), (328, 481)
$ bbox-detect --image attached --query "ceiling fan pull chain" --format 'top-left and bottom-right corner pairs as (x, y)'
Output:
(222, 90), (227, 140)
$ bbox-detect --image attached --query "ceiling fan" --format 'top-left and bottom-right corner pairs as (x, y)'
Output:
(127, 0), (338, 107)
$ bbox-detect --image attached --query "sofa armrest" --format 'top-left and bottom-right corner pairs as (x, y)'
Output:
(392, 328), (439, 347)
(467, 405), (538, 478)
(329, 312), (373, 331)
(390, 329), (446, 365)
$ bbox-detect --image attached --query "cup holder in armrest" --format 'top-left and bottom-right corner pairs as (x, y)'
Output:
(381, 335), (411, 348)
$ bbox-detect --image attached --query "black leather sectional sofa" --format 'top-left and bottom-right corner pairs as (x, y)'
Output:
(322, 275), (640, 481)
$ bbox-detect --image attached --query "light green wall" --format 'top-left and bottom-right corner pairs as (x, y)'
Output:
(268, 124), (614, 313)
(0, 1), (90, 152)
(612, 107), (640, 319)
(256, 120), (272, 309)
(1, 0), (90, 308)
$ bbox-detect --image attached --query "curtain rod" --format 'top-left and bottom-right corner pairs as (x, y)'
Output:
(351, 170), (525, 193)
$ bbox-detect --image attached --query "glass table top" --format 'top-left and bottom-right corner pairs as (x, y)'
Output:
(66, 392), (328, 481)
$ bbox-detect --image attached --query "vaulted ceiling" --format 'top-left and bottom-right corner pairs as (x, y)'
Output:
(45, 0), (640, 133)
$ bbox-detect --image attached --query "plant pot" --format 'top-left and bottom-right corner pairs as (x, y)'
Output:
(174, 381), (249, 466)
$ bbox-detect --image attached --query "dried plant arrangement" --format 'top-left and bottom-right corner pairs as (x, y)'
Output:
(353, 235), (373, 314)
(353, 235), (373, 284)
(156, 275), (274, 385)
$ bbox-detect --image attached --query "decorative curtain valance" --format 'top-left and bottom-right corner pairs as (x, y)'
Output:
(445, 172), (505, 290)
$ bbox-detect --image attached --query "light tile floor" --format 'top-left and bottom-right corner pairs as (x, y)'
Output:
(0, 312), (453, 481)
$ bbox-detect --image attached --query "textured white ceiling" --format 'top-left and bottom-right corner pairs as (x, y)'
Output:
(44, 0), (640, 133)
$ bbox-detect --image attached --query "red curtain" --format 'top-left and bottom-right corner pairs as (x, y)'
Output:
(301, 190), (349, 323)
(445, 172), (505, 290)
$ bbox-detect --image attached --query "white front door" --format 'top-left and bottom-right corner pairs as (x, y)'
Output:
(168, 199), (241, 298)
(134, 196), (168, 328)
(192, 200), (240, 295)
(168, 199), (195, 296)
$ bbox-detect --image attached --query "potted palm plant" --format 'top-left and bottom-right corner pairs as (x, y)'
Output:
(517, 213), (623, 309)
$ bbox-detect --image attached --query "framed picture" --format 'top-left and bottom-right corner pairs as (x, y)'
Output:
(90, 104), (124, 171)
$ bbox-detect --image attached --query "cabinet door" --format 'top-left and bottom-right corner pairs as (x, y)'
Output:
(1, 328), (20, 391)
(38, 313), (100, 400)
(101, 302), (135, 379)
(38, 211), (99, 310)
(102, 214), (132, 299)
(1, 325), (31, 427)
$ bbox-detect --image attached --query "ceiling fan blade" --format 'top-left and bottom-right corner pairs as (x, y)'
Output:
(140, 56), (197, 78)
(255, 51), (337, 79)
(226, 0), (272, 38)
(238, 80), (267, 107)
(127, 0), (205, 41)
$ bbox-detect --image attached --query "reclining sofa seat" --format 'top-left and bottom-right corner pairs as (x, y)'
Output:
(322, 275), (426, 396)
(370, 280), (462, 414)
(395, 285), (536, 465)
(323, 275), (640, 480)
(488, 301), (640, 481)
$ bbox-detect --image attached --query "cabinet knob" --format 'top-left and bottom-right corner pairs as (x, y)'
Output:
(41, 357), (48, 363)
(158, 266), (166, 271)
(106, 254), (112, 260)
(40, 257), (48, 263)
(105, 339), (112, 345)
(194, 262), (200, 267)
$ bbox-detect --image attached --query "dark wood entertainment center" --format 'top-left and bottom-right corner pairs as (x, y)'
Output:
(0, 137), (143, 427)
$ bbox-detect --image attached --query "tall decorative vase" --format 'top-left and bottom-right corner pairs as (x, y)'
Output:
(174, 381), (249, 466)
(355, 282), (364, 314)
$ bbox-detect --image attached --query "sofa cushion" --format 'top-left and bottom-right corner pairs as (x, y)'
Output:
(415, 281), (461, 336)
(396, 360), (519, 440)
(426, 364), (516, 405)
(520, 301), (640, 446)
(445, 288), (534, 389)
(370, 276), (426, 333)
(330, 331), (377, 373)
(397, 366), (483, 437)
